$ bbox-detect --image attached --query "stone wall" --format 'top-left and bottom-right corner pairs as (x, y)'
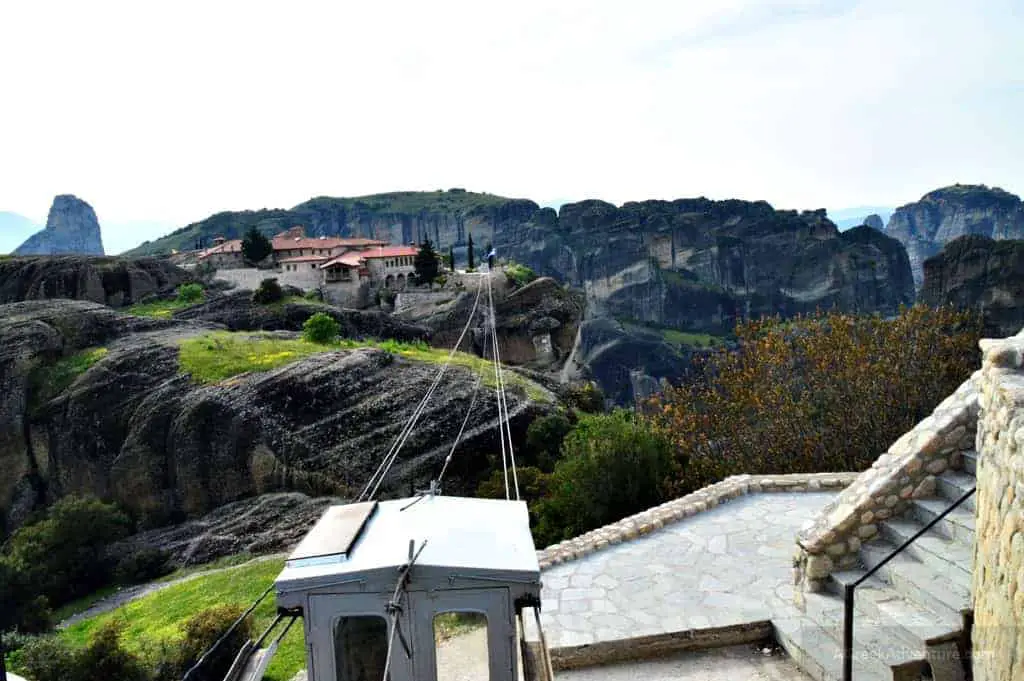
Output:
(537, 472), (857, 570)
(972, 335), (1024, 681)
(213, 267), (278, 291)
(793, 375), (980, 592)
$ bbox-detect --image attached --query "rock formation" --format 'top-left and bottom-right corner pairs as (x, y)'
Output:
(863, 214), (884, 231)
(14, 194), (105, 256)
(918, 235), (1024, 336)
(0, 300), (552, 535)
(884, 184), (1024, 288)
(0, 256), (191, 307)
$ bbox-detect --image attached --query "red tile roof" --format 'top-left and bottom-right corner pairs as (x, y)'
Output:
(278, 255), (330, 264)
(197, 239), (242, 259)
(320, 253), (365, 269)
(271, 236), (387, 251)
(360, 246), (420, 259)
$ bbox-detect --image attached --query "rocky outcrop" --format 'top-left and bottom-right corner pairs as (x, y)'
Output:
(918, 235), (1024, 336)
(0, 300), (552, 535)
(14, 195), (105, 256)
(863, 214), (884, 231)
(885, 184), (1024, 288)
(173, 290), (431, 341)
(0, 256), (191, 307)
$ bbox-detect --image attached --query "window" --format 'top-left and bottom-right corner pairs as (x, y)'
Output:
(311, 264), (316, 270)
(334, 615), (389, 681)
(434, 611), (489, 681)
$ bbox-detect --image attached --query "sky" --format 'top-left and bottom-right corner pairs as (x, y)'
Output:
(2, 0), (1022, 253)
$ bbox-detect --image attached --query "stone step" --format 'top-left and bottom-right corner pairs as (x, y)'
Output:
(858, 541), (972, 622)
(934, 471), (977, 513)
(961, 450), (977, 476)
(877, 518), (973, 583)
(905, 498), (976, 544)
(826, 572), (963, 645)
(777, 592), (929, 681)
(773, 610), (891, 681)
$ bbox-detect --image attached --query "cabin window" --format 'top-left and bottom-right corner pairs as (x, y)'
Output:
(434, 611), (489, 681)
(334, 615), (388, 681)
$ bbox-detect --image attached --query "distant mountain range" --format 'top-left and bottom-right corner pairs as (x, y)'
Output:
(0, 212), (41, 254)
(827, 206), (895, 231)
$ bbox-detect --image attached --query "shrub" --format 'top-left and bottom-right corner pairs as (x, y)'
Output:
(176, 604), (252, 681)
(251, 277), (283, 304)
(16, 635), (78, 681)
(77, 620), (149, 681)
(563, 381), (605, 413)
(524, 412), (573, 471)
(302, 312), (341, 344)
(648, 305), (984, 496)
(504, 261), (536, 287)
(3, 496), (132, 614)
(113, 547), (173, 586)
(532, 411), (674, 545)
(303, 288), (324, 302)
(175, 283), (204, 304)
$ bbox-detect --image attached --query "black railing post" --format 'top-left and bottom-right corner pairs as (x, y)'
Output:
(843, 583), (854, 681)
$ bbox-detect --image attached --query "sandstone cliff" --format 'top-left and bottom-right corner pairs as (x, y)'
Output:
(885, 184), (1024, 288)
(0, 256), (190, 307)
(918, 235), (1024, 336)
(0, 300), (551, 536)
(14, 195), (105, 255)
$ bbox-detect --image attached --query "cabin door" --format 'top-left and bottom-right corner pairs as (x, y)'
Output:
(408, 587), (516, 681)
(308, 592), (413, 681)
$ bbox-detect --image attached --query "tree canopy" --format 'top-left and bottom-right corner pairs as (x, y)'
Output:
(414, 238), (440, 286)
(241, 226), (272, 263)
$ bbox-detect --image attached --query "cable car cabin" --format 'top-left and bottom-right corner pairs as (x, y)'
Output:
(274, 495), (542, 681)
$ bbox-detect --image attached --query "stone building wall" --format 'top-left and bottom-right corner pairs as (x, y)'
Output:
(972, 335), (1024, 681)
(793, 375), (980, 591)
(212, 267), (278, 291)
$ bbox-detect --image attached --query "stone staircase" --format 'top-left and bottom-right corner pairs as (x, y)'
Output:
(776, 452), (977, 681)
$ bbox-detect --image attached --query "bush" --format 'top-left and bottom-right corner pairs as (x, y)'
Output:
(175, 283), (204, 304)
(176, 604), (252, 681)
(113, 547), (173, 586)
(563, 381), (605, 413)
(77, 620), (149, 681)
(532, 411), (674, 546)
(251, 277), (283, 304)
(17, 635), (78, 681)
(649, 305), (984, 496)
(504, 261), (536, 287)
(302, 312), (341, 344)
(524, 412), (573, 471)
(303, 288), (324, 302)
(2, 496), (132, 621)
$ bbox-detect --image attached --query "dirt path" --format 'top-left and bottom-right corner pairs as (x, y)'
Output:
(57, 553), (286, 629)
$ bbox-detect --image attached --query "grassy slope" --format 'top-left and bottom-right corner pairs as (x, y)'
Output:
(178, 331), (551, 401)
(127, 190), (517, 256)
(60, 558), (304, 681)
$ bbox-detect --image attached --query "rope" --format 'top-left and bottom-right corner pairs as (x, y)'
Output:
(436, 309), (489, 491)
(379, 539), (429, 681)
(358, 276), (484, 502)
(485, 271), (510, 500)
(486, 267), (520, 500)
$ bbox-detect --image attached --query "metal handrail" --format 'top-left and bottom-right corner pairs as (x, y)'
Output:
(842, 486), (975, 681)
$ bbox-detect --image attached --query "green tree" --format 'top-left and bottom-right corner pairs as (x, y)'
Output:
(303, 312), (341, 344)
(241, 225), (272, 263)
(251, 277), (283, 304)
(467, 233), (475, 271)
(414, 238), (440, 287)
(533, 411), (674, 545)
(524, 412), (573, 471)
(449, 245), (456, 272)
(176, 283), (204, 304)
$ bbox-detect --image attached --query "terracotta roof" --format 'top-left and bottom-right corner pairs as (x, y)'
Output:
(360, 246), (420, 259)
(197, 239), (242, 258)
(271, 236), (387, 251)
(278, 255), (330, 264)
(320, 253), (365, 269)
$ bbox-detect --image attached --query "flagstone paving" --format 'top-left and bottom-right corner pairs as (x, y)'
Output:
(529, 492), (838, 649)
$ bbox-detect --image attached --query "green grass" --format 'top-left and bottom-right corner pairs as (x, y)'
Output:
(127, 298), (200, 318)
(157, 552), (259, 582)
(178, 331), (552, 402)
(31, 346), (109, 405)
(58, 558), (303, 681)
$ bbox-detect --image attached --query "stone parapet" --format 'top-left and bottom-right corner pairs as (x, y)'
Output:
(972, 336), (1024, 681)
(536, 472), (857, 570)
(792, 372), (981, 592)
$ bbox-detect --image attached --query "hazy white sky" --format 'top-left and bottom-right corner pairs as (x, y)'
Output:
(2, 0), (1022, 251)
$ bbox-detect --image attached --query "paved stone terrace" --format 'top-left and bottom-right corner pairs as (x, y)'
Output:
(527, 491), (839, 649)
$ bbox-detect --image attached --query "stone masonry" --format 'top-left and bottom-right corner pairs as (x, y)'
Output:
(793, 373), (981, 592)
(972, 335), (1024, 681)
(538, 472), (857, 570)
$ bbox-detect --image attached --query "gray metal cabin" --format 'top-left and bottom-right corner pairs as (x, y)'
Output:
(275, 495), (542, 681)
